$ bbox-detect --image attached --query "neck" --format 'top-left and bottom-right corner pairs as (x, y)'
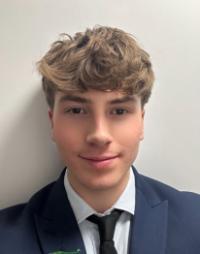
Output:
(68, 170), (130, 213)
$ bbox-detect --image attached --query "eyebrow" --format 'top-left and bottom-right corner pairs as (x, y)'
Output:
(109, 95), (136, 104)
(59, 94), (91, 104)
(59, 94), (136, 104)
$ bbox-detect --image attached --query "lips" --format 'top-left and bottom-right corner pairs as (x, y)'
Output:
(79, 154), (119, 169)
(80, 155), (119, 161)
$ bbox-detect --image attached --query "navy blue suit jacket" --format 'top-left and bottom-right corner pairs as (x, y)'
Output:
(1, 167), (200, 253)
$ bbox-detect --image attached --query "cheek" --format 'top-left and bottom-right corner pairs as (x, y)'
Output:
(52, 121), (81, 150)
(116, 121), (143, 145)
(52, 126), (81, 164)
(52, 123), (73, 146)
(119, 126), (142, 162)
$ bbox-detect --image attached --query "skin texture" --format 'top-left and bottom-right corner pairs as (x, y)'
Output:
(49, 89), (144, 212)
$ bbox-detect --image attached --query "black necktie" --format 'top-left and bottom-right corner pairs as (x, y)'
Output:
(88, 209), (122, 254)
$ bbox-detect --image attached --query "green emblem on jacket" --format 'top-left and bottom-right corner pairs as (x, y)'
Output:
(49, 249), (80, 254)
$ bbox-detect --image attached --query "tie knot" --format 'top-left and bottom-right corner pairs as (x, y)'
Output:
(88, 209), (122, 242)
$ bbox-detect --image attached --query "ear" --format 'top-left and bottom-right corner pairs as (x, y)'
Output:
(140, 109), (145, 141)
(48, 109), (54, 127)
(142, 109), (145, 119)
(48, 109), (55, 141)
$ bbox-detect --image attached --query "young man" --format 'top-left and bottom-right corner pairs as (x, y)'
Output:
(0, 26), (200, 254)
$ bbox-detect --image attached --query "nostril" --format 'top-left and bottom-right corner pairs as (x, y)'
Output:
(86, 133), (112, 146)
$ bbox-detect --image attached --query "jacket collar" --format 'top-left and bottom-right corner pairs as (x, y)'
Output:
(129, 167), (168, 254)
(33, 169), (87, 254)
(33, 167), (168, 254)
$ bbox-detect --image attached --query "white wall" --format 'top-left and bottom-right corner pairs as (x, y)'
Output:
(0, 0), (200, 209)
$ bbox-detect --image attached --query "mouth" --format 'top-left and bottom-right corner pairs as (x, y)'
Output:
(80, 155), (119, 161)
(79, 154), (119, 169)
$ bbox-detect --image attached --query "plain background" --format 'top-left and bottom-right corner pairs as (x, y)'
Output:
(0, 0), (200, 209)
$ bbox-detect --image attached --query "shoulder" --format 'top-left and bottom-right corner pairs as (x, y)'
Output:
(0, 168), (68, 252)
(134, 166), (200, 218)
(0, 181), (55, 236)
(0, 181), (57, 252)
(0, 168), (67, 232)
(138, 172), (200, 234)
(140, 173), (200, 208)
(135, 171), (200, 250)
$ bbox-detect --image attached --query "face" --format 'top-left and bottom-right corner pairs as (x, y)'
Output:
(49, 89), (144, 198)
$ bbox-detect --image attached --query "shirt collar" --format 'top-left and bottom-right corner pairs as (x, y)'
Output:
(64, 167), (135, 224)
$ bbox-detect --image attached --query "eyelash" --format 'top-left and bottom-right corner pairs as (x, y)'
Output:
(65, 108), (86, 114)
(112, 108), (129, 115)
(64, 107), (129, 115)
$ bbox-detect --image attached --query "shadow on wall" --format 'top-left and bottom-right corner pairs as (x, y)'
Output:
(0, 86), (64, 209)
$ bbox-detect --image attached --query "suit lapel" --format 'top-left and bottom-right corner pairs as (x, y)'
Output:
(33, 169), (86, 254)
(33, 167), (168, 254)
(129, 168), (168, 254)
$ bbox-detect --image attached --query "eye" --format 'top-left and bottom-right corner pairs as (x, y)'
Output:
(65, 107), (86, 114)
(112, 108), (128, 115)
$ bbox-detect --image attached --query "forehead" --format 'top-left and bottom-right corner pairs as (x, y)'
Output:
(55, 89), (141, 105)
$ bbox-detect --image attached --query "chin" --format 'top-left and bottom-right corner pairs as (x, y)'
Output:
(85, 175), (125, 192)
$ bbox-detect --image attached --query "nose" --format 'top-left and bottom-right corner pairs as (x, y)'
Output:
(86, 118), (112, 147)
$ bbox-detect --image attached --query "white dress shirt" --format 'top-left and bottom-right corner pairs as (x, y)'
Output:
(64, 168), (135, 254)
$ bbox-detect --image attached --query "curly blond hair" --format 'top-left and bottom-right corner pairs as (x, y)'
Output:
(37, 26), (154, 108)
